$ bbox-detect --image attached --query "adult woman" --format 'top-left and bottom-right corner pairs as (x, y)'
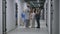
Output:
(30, 8), (36, 28)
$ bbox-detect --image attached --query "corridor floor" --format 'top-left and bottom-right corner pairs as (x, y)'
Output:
(7, 20), (48, 34)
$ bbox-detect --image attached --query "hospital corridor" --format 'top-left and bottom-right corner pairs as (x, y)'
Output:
(0, 0), (60, 34)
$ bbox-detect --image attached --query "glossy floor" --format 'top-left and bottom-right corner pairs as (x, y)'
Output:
(7, 20), (48, 34)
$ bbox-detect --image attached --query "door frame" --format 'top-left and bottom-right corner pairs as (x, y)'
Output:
(2, 0), (7, 34)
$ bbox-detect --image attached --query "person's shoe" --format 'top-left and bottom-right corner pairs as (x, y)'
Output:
(31, 27), (35, 28)
(36, 27), (40, 28)
(26, 26), (29, 28)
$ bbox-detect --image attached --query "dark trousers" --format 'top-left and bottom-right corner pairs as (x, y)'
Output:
(25, 19), (30, 27)
(36, 17), (40, 27)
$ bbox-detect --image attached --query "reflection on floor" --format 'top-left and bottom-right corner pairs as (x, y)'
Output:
(7, 28), (48, 34)
(7, 20), (48, 34)
(19, 20), (46, 28)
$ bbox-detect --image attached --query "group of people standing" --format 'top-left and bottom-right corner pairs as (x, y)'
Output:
(30, 8), (41, 28)
(21, 5), (41, 28)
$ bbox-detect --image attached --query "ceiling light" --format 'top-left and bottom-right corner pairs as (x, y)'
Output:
(37, 0), (39, 2)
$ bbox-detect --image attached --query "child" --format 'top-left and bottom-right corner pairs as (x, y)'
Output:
(21, 11), (25, 26)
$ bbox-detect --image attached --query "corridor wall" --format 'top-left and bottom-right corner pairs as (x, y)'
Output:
(59, 0), (60, 34)
(47, 0), (51, 34)
(52, 0), (59, 34)
(6, 0), (16, 32)
(44, 1), (46, 20)
(0, 0), (2, 34)
(46, 0), (59, 34)
(17, 0), (24, 26)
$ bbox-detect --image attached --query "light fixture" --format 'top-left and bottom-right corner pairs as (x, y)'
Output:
(37, 0), (39, 3)
(30, 2), (35, 7)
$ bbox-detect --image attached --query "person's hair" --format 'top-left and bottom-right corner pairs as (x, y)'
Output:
(34, 8), (36, 13)
(27, 5), (29, 7)
(30, 8), (33, 13)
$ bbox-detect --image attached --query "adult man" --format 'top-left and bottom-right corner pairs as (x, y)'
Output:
(35, 8), (41, 28)
(24, 4), (30, 28)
